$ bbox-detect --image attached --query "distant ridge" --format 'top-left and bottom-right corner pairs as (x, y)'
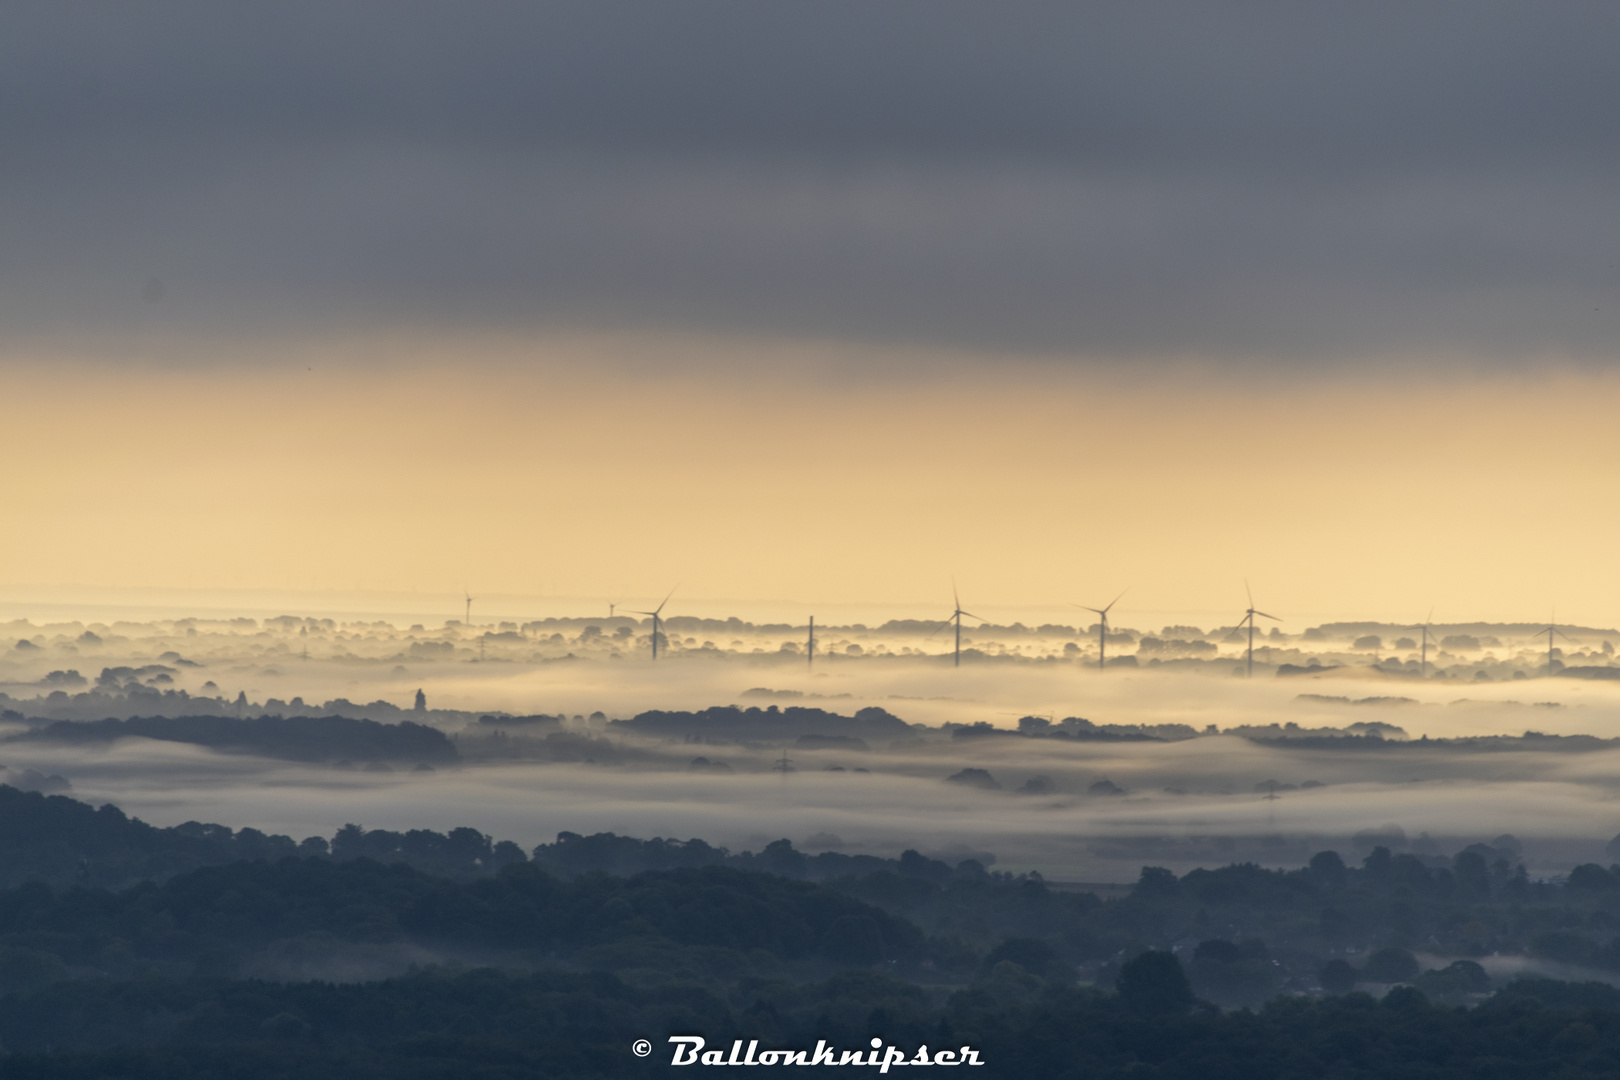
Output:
(612, 704), (911, 742)
(10, 714), (458, 764)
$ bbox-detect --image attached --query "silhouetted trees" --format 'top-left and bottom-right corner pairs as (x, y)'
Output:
(18, 714), (457, 764)
(4, 791), (1620, 1073)
(612, 705), (910, 741)
(1116, 950), (1195, 1014)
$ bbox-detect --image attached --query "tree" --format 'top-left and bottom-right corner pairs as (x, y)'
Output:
(1566, 863), (1619, 892)
(332, 823), (366, 859)
(822, 915), (884, 965)
(1453, 850), (1492, 896)
(1131, 866), (1179, 900)
(1361, 946), (1418, 983)
(1308, 849), (1347, 887)
(1116, 950), (1194, 1014)
(1320, 959), (1357, 993)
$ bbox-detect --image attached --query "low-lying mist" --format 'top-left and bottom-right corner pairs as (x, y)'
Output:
(4, 612), (1620, 883)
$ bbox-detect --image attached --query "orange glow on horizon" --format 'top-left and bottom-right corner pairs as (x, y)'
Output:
(5, 331), (1620, 628)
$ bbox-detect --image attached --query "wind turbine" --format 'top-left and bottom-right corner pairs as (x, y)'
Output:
(1527, 615), (1572, 676)
(928, 583), (984, 667)
(1072, 590), (1127, 671)
(463, 589), (473, 627)
(1237, 583), (1281, 677)
(625, 587), (677, 661)
(1409, 609), (1439, 678)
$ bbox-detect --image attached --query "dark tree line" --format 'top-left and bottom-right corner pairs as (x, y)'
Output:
(12, 786), (1620, 1073)
(2, 952), (1620, 1077)
(12, 714), (457, 765)
(611, 705), (911, 741)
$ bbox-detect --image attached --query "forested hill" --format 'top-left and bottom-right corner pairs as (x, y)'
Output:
(0, 856), (1619, 1076)
(7, 788), (1620, 1072)
(10, 713), (457, 765)
(0, 785), (507, 888)
(3, 968), (1620, 1077)
(529, 830), (977, 881)
(13, 781), (1620, 1006)
(0, 857), (924, 987)
(0, 783), (307, 889)
(0, 785), (973, 890)
(610, 704), (912, 741)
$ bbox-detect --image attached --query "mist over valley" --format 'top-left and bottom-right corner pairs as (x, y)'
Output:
(4, 609), (1620, 884)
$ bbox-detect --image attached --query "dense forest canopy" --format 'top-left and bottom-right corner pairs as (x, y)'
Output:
(0, 785), (1614, 1073)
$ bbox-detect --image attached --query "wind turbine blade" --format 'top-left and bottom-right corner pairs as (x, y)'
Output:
(653, 586), (677, 615)
(959, 610), (985, 622)
(925, 619), (954, 639)
(1076, 606), (1105, 616)
(623, 609), (655, 617)
(953, 579), (960, 611)
(1102, 589), (1128, 614)
(1245, 579), (1254, 608)
(1253, 610), (1281, 621)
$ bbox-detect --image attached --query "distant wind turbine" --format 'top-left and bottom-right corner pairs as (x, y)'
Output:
(928, 583), (984, 667)
(463, 589), (473, 627)
(1409, 609), (1439, 678)
(625, 587), (677, 661)
(1527, 614), (1572, 677)
(1237, 583), (1281, 677)
(1072, 590), (1127, 671)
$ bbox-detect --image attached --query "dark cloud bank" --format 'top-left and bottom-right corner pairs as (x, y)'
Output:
(4, 1), (1620, 364)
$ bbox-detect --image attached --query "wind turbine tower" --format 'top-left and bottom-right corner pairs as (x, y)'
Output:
(625, 588), (677, 661)
(1237, 584), (1281, 677)
(1413, 610), (1438, 678)
(930, 585), (984, 667)
(1074, 590), (1126, 671)
(1530, 618), (1570, 676)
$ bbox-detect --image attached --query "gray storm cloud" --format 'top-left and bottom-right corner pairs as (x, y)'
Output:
(3, 1), (1619, 363)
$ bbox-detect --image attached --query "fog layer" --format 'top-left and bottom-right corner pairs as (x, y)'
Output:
(5, 612), (1620, 881)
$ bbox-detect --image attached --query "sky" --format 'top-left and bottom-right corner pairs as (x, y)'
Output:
(5, 2), (1620, 627)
